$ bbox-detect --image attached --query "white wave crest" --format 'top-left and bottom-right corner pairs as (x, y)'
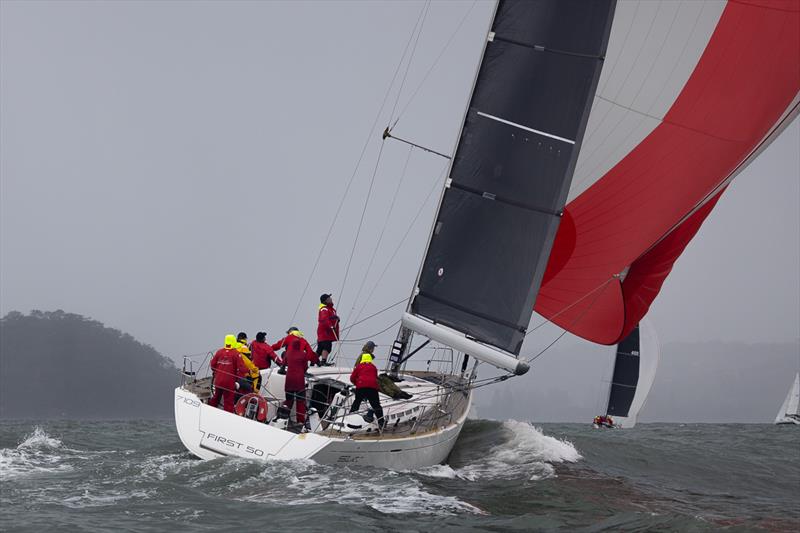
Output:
(0, 427), (72, 479)
(61, 488), (152, 509)
(412, 464), (477, 481)
(238, 462), (484, 516)
(18, 427), (63, 450)
(139, 452), (198, 481)
(456, 420), (581, 481)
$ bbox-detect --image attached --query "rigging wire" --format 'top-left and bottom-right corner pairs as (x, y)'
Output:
(392, 0), (479, 129)
(347, 164), (446, 331)
(336, 140), (386, 320)
(337, 2), (432, 333)
(524, 276), (616, 337)
(343, 145), (415, 330)
(389, 0), (431, 124)
(327, 162), (443, 361)
(338, 297), (408, 337)
(521, 276), (615, 364)
(339, 319), (402, 344)
(287, 2), (431, 327)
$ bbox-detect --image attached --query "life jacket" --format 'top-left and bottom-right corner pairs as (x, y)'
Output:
(317, 303), (339, 342)
(350, 360), (379, 390)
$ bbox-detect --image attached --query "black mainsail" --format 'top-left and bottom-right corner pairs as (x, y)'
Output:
(402, 0), (616, 372)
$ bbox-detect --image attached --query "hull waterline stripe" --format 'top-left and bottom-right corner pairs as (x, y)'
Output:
(476, 111), (575, 145)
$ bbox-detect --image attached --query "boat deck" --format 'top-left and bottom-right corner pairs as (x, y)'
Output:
(181, 367), (471, 440)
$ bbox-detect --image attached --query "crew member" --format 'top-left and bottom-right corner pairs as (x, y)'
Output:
(209, 334), (248, 413)
(271, 327), (316, 358)
(236, 332), (260, 394)
(349, 341), (384, 429)
(282, 333), (320, 428)
(316, 293), (340, 366)
(251, 331), (282, 370)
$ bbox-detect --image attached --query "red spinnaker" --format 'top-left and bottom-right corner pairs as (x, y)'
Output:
(535, 0), (800, 344)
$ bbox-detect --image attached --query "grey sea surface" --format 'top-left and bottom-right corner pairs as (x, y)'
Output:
(1, 420), (798, 532)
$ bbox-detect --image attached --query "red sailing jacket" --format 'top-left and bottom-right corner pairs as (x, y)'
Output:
(271, 334), (315, 355)
(350, 361), (379, 390)
(210, 348), (247, 389)
(250, 340), (282, 369)
(317, 304), (340, 342)
(283, 338), (320, 391)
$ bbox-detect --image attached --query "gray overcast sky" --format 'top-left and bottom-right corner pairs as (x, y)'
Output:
(1, 0), (798, 374)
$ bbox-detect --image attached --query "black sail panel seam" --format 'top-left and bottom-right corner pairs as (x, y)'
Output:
(449, 182), (563, 217)
(417, 291), (527, 333)
(492, 35), (606, 61)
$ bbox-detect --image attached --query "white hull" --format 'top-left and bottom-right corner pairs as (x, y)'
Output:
(174, 371), (472, 469)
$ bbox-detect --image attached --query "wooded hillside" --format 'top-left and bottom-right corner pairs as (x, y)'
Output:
(0, 310), (178, 418)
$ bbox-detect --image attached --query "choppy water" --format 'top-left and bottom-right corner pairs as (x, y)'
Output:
(1, 420), (798, 531)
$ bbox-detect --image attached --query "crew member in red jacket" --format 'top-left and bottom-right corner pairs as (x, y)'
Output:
(271, 327), (316, 358)
(349, 341), (384, 429)
(282, 333), (320, 427)
(251, 331), (283, 369)
(316, 293), (340, 365)
(209, 334), (248, 413)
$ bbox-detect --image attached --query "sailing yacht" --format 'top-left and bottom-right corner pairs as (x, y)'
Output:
(594, 319), (660, 429)
(775, 373), (800, 425)
(175, 0), (612, 469)
(174, 0), (800, 467)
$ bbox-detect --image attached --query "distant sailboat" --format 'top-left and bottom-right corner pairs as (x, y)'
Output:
(774, 373), (800, 425)
(595, 319), (660, 429)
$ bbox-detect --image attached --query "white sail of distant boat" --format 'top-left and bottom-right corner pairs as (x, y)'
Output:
(774, 373), (800, 425)
(598, 318), (660, 429)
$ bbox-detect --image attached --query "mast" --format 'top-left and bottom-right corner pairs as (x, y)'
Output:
(399, 0), (617, 374)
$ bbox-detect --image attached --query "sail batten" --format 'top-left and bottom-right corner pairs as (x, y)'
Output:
(407, 0), (617, 357)
(475, 111), (576, 145)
